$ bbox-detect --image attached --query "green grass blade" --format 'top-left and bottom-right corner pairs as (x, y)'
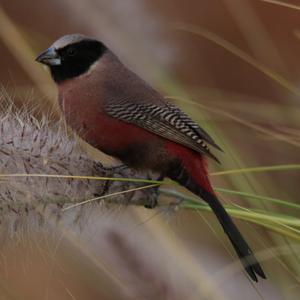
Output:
(215, 187), (300, 210)
(160, 187), (300, 210)
(211, 164), (300, 176)
(0, 172), (166, 185)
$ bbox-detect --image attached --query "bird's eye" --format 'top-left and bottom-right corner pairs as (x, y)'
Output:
(67, 47), (77, 56)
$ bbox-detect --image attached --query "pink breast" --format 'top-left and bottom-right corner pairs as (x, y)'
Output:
(58, 83), (160, 154)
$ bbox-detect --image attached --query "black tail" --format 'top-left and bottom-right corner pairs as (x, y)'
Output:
(168, 166), (266, 281)
(201, 189), (266, 281)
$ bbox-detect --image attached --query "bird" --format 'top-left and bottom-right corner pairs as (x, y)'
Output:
(36, 33), (266, 282)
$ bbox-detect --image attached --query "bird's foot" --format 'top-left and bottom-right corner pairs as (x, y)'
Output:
(143, 173), (164, 209)
(144, 198), (158, 209)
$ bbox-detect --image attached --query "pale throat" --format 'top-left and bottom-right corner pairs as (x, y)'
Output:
(80, 59), (100, 78)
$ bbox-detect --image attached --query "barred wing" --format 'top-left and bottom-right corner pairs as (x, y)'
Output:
(105, 101), (222, 163)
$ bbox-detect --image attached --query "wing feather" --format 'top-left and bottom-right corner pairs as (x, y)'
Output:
(105, 101), (221, 163)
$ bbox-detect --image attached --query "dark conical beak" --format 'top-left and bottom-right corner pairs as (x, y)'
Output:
(35, 47), (61, 66)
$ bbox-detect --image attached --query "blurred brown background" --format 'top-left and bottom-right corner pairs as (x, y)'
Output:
(0, 0), (300, 299)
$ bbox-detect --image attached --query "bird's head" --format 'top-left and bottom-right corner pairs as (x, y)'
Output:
(36, 34), (107, 83)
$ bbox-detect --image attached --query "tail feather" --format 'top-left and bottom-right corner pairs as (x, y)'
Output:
(167, 162), (266, 281)
(206, 191), (266, 281)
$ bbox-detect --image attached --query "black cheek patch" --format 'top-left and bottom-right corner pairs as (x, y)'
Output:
(50, 40), (107, 83)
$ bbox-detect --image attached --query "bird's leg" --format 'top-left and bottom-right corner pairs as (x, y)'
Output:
(143, 194), (158, 209)
(144, 174), (164, 209)
(92, 163), (128, 202)
(93, 162), (160, 207)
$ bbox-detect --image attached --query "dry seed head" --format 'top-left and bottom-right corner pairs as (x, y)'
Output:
(0, 93), (158, 232)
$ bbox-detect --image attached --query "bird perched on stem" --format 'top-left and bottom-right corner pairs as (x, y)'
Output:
(36, 34), (266, 282)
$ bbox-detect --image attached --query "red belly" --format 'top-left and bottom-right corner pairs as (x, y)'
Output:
(59, 92), (170, 170)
